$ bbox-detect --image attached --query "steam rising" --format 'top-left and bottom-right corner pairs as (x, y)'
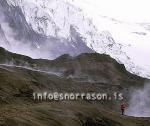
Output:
(0, 12), (52, 59)
(0, 23), (55, 59)
(126, 83), (150, 117)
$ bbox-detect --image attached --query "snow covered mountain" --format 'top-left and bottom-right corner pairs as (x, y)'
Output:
(0, 0), (150, 78)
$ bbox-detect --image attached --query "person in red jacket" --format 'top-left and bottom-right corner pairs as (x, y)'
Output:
(120, 103), (125, 115)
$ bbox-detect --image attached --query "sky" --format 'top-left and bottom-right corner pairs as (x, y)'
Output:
(73, 0), (150, 23)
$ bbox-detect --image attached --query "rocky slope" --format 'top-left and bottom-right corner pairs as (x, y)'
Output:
(0, 47), (146, 87)
(0, 47), (149, 126)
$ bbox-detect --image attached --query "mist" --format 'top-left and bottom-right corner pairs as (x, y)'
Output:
(126, 83), (150, 117)
(0, 13), (53, 59)
(0, 24), (54, 60)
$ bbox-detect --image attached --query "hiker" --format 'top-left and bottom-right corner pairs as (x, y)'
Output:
(120, 103), (125, 115)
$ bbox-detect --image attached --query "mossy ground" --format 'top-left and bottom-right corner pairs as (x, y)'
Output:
(0, 48), (149, 126)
